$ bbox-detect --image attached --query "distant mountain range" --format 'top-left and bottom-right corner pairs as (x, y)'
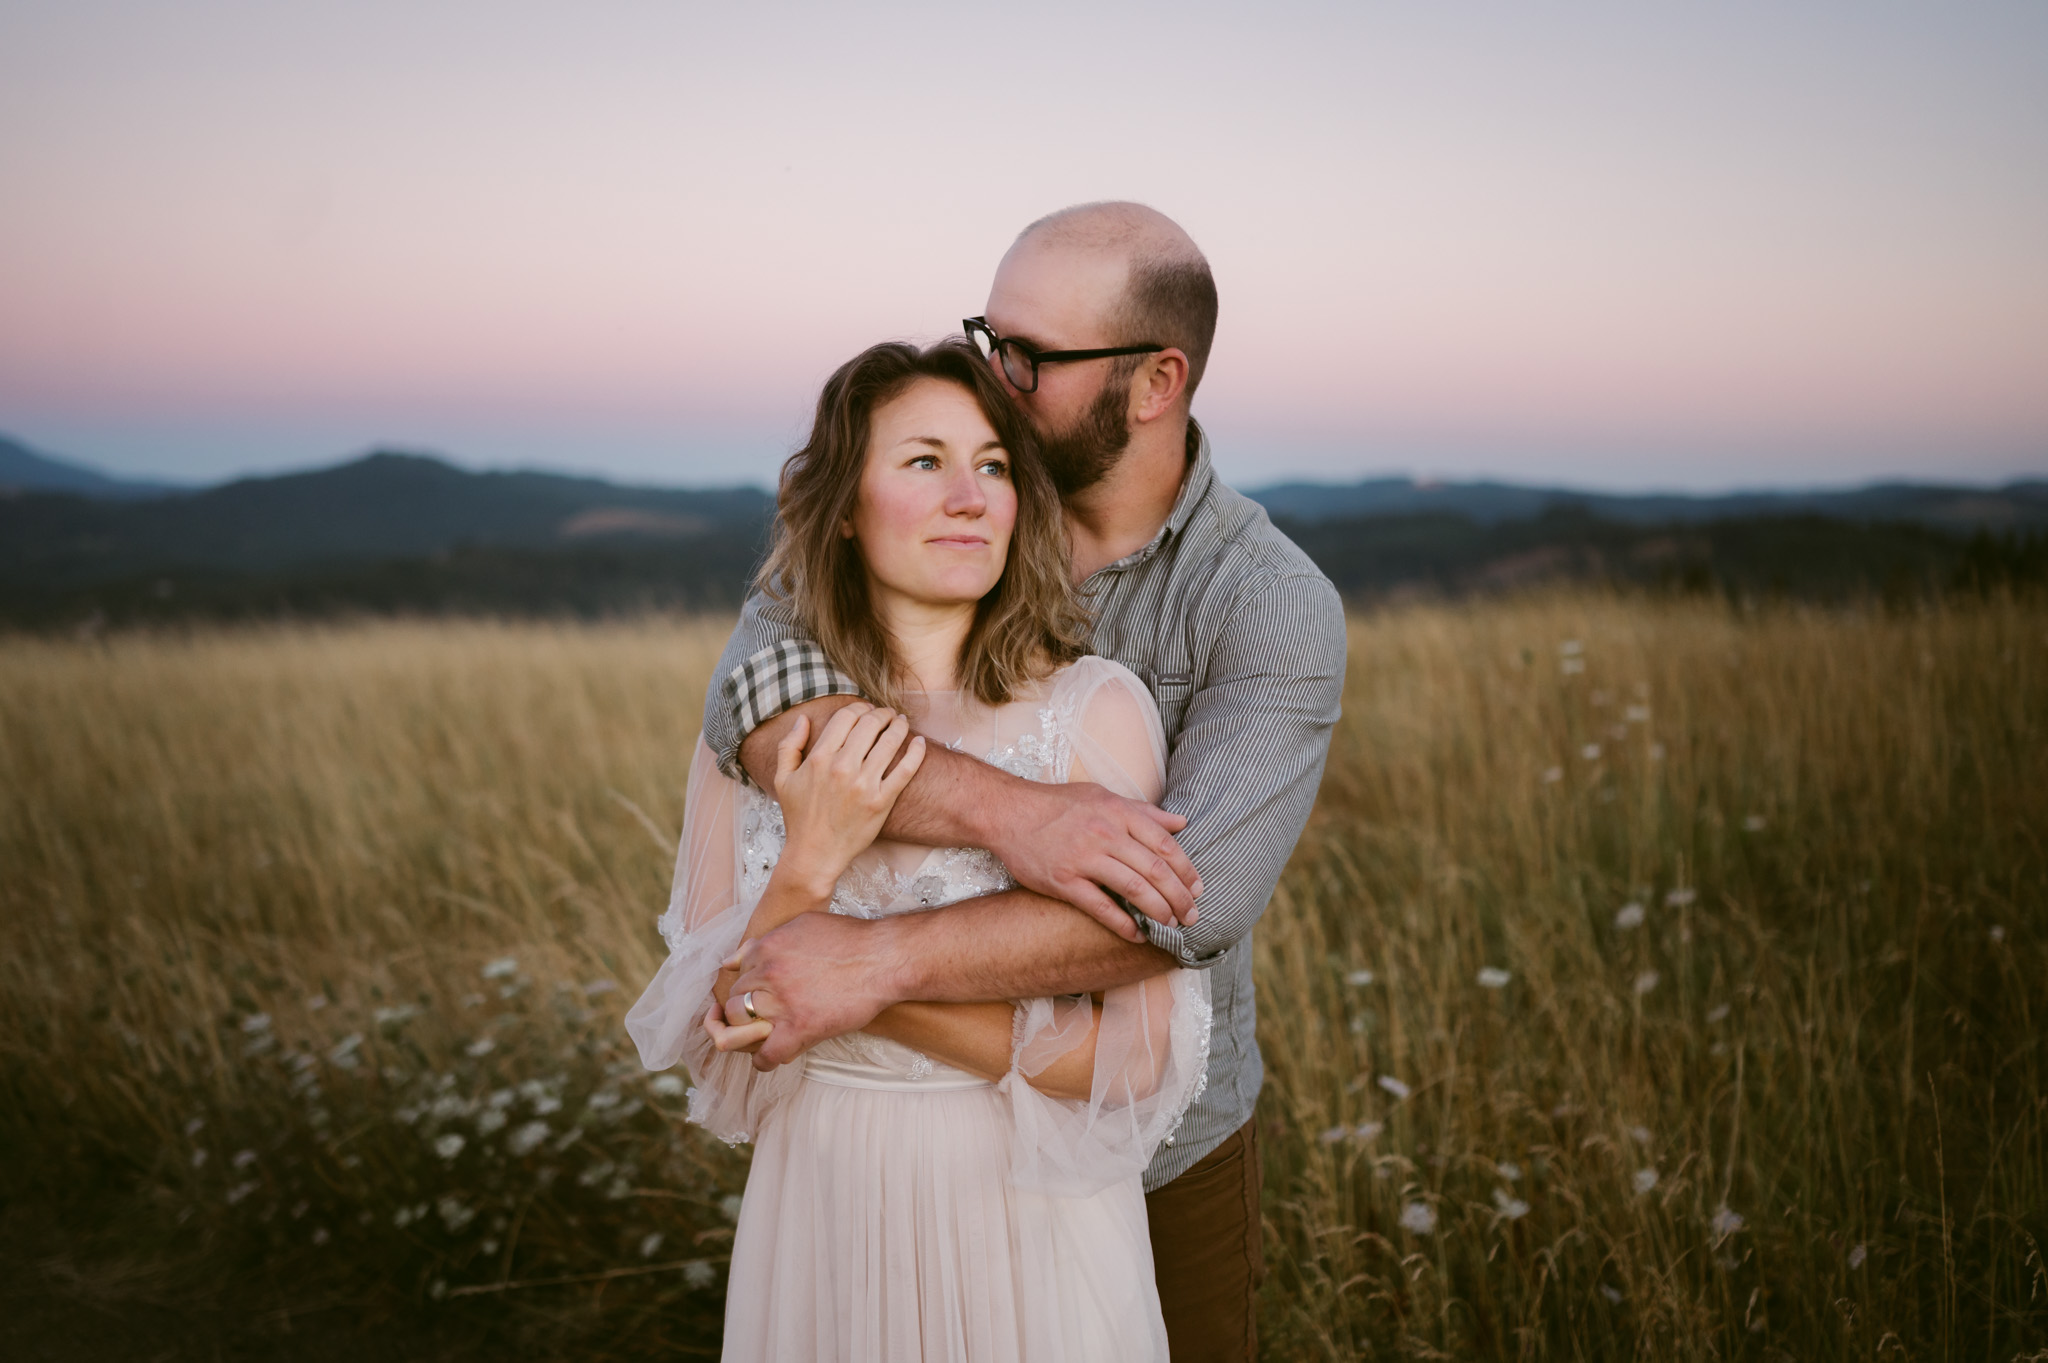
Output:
(0, 433), (186, 500)
(1250, 475), (2048, 531)
(1, 430), (2040, 625)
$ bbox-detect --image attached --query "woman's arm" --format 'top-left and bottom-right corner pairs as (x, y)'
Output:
(864, 999), (1100, 1101)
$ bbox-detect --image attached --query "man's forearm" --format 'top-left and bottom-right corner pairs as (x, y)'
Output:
(873, 888), (1172, 1004)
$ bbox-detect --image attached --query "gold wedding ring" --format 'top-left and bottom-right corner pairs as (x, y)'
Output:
(741, 991), (760, 1022)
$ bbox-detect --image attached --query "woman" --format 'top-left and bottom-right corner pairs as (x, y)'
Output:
(626, 340), (1208, 1361)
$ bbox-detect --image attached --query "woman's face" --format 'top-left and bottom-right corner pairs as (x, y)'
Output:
(848, 377), (1017, 612)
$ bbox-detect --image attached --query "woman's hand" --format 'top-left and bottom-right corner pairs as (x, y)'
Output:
(704, 998), (773, 1054)
(772, 703), (927, 895)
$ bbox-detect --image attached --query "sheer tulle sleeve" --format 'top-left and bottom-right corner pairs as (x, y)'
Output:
(1000, 658), (1213, 1196)
(625, 737), (804, 1143)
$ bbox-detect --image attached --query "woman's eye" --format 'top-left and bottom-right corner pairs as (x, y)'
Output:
(978, 460), (1009, 477)
(910, 455), (939, 470)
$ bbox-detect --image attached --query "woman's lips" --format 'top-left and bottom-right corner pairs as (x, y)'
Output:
(927, 536), (990, 547)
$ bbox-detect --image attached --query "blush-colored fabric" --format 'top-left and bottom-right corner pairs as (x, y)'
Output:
(626, 657), (1208, 1363)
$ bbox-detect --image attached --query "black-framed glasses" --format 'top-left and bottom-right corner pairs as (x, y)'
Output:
(964, 316), (1164, 394)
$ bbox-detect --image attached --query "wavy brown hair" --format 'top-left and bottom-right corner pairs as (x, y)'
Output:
(756, 339), (1090, 712)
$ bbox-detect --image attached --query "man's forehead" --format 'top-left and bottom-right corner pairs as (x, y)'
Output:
(985, 240), (1128, 345)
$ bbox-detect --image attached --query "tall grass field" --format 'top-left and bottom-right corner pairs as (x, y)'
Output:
(2, 598), (2043, 1359)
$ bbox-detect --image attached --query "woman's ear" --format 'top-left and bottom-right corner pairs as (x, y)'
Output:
(839, 518), (855, 539)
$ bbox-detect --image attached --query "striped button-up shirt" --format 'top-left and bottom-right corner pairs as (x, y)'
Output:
(703, 431), (1347, 1190)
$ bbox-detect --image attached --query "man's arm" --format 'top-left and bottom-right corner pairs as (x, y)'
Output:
(730, 572), (1348, 1067)
(710, 590), (1198, 927)
(740, 699), (1198, 934)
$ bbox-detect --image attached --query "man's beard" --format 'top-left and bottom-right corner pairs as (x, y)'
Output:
(1035, 368), (1135, 496)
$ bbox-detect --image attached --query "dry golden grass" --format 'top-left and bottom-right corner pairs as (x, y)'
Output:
(2, 598), (2043, 1358)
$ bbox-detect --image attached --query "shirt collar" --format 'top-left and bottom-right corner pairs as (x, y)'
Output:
(1092, 420), (1215, 577)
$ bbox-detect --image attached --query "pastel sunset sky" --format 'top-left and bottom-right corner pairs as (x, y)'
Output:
(3, 1), (2044, 491)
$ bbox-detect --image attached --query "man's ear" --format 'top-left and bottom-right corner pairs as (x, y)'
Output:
(1132, 349), (1190, 424)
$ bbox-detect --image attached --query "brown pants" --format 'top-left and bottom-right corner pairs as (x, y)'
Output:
(1146, 1119), (1263, 1362)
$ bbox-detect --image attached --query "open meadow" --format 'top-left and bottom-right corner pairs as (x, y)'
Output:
(2, 597), (2043, 1360)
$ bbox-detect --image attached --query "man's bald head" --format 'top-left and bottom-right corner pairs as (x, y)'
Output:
(1011, 202), (1219, 397)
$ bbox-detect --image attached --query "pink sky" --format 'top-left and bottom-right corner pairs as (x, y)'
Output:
(2, 2), (2044, 490)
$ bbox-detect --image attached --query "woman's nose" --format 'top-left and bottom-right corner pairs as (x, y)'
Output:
(943, 466), (986, 516)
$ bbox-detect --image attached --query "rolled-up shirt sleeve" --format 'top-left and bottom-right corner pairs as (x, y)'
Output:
(1139, 571), (1347, 968)
(702, 592), (860, 783)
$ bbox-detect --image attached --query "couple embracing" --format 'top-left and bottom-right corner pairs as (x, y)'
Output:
(627, 202), (1345, 1361)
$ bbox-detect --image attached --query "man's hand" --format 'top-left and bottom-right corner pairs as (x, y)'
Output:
(722, 912), (900, 1070)
(991, 779), (1201, 942)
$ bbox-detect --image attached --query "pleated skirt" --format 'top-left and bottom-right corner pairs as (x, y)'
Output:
(720, 1064), (1169, 1362)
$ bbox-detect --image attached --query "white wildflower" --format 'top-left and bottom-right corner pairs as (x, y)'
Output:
(1649, 743), (1666, 761)
(1541, 766), (1564, 784)
(1343, 968), (1375, 987)
(1988, 925), (2006, 943)
(488, 1087), (516, 1108)
(1629, 1125), (1651, 1145)
(1633, 971), (1661, 995)
(531, 1094), (563, 1116)
(312, 1227), (330, 1246)
(1624, 704), (1650, 723)
(240, 1013), (272, 1034)
(1398, 1201), (1437, 1235)
(683, 1260), (717, 1289)
(507, 1121), (551, 1156)
(1498, 1161), (1521, 1182)
(1318, 1126), (1347, 1145)
(433, 1133), (466, 1160)
(1581, 743), (1601, 761)
(1492, 1188), (1530, 1220)
(1613, 902), (1645, 930)
(1848, 1242), (1867, 1269)
(1561, 658), (1586, 675)
(480, 1237), (499, 1256)
(304, 995), (327, 1012)
(1600, 1283), (1623, 1304)
(190, 1148), (208, 1169)
(1706, 1003), (1731, 1023)
(1355, 1122), (1383, 1141)
(1711, 1205), (1744, 1238)
(184, 1117), (205, 1137)
(481, 956), (519, 980)
(475, 1107), (507, 1136)
(327, 1033), (364, 1068)
(225, 1181), (259, 1206)
(1665, 887), (1696, 907)
(461, 993), (485, 1009)
(1476, 967), (1511, 989)
(1741, 815), (1767, 832)
(586, 1089), (622, 1111)
(232, 1149), (257, 1170)
(584, 979), (618, 996)
(428, 1280), (446, 1302)
(465, 1037), (496, 1058)
(1377, 1075), (1412, 1101)
(1633, 1168), (1659, 1194)
(1559, 639), (1584, 657)
(393, 1206), (415, 1228)
(650, 1074), (687, 1097)
(720, 1195), (744, 1222)
(437, 1196), (476, 1232)
(639, 1231), (664, 1259)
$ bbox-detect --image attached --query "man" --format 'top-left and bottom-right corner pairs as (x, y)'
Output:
(706, 202), (1345, 1361)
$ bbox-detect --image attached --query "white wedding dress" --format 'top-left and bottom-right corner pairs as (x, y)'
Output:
(627, 657), (1210, 1362)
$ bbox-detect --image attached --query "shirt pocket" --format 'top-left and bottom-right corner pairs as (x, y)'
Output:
(1148, 671), (1194, 741)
